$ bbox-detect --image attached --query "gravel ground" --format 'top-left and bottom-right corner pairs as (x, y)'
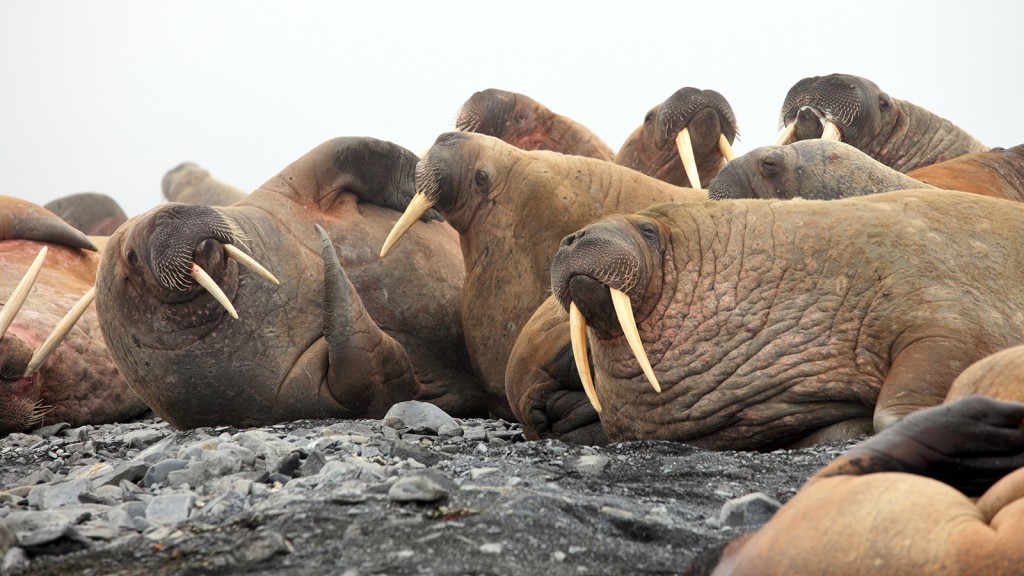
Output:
(0, 401), (855, 575)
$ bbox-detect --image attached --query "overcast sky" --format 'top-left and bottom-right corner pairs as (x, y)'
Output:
(2, 1), (1021, 218)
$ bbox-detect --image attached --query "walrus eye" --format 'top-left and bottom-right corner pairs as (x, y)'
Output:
(125, 249), (138, 267)
(515, 111), (528, 124)
(474, 169), (490, 194)
(637, 221), (660, 244)
(878, 96), (890, 109)
(760, 157), (779, 178)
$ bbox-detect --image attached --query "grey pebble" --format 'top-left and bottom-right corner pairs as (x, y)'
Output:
(718, 492), (781, 528)
(383, 401), (456, 435)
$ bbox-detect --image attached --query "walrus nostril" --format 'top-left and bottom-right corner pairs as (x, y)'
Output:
(560, 230), (586, 248)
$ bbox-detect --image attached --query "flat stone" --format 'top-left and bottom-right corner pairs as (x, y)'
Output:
(28, 479), (90, 509)
(718, 492), (782, 528)
(144, 459), (189, 487)
(383, 401), (455, 435)
(388, 470), (455, 503)
(94, 461), (150, 487)
(145, 493), (195, 525)
(575, 455), (610, 475)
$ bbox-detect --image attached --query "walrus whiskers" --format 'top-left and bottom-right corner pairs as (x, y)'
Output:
(23, 286), (96, 377)
(569, 302), (601, 413)
(0, 247), (47, 341)
(675, 128), (702, 189)
(191, 263), (238, 319)
(609, 288), (661, 394)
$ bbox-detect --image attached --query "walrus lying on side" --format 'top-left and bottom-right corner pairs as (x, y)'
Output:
(1, 196), (148, 434)
(96, 137), (486, 430)
(708, 140), (1024, 202)
(776, 73), (987, 172)
(549, 189), (1024, 449)
(380, 131), (704, 442)
(162, 162), (247, 206)
(44, 192), (129, 236)
(455, 88), (616, 160)
(615, 87), (738, 189)
(708, 394), (1024, 575)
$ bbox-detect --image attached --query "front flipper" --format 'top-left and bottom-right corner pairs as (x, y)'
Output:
(506, 296), (608, 445)
(0, 195), (97, 250)
(316, 224), (420, 417)
(265, 138), (443, 221)
(819, 395), (1024, 496)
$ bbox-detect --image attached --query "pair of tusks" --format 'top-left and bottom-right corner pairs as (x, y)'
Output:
(774, 117), (842, 146)
(0, 247), (95, 378)
(675, 128), (736, 190)
(191, 244), (279, 320)
(569, 288), (661, 414)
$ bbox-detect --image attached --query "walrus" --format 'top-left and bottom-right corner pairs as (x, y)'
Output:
(162, 162), (247, 206)
(615, 87), (739, 189)
(96, 137), (486, 430)
(455, 88), (616, 160)
(708, 394), (1024, 575)
(549, 189), (1024, 449)
(709, 140), (1024, 202)
(945, 344), (1024, 404)
(379, 131), (704, 441)
(44, 192), (129, 236)
(1, 196), (148, 435)
(776, 73), (988, 172)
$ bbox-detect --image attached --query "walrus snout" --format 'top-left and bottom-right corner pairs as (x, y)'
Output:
(551, 217), (648, 316)
(656, 87), (738, 149)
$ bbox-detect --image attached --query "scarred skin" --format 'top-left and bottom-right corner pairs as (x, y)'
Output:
(44, 192), (128, 236)
(455, 88), (616, 160)
(779, 73), (987, 172)
(96, 137), (485, 430)
(550, 190), (1024, 449)
(162, 162), (247, 206)
(1, 196), (148, 435)
(616, 87), (738, 187)
(407, 131), (704, 442)
(710, 395), (1024, 575)
(709, 140), (1024, 202)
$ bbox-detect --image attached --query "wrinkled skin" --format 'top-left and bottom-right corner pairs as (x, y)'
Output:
(550, 190), (1024, 449)
(405, 132), (704, 442)
(97, 137), (484, 430)
(711, 395), (1024, 575)
(616, 87), (738, 187)
(1, 196), (148, 435)
(709, 140), (1024, 202)
(44, 192), (128, 236)
(455, 88), (615, 160)
(162, 162), (247, 206)
(778, 73), (987, 172)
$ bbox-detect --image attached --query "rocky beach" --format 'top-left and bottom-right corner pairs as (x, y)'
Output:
(0, 401), (853, 575)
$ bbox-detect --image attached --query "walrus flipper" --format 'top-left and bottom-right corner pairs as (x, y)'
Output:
(329, 137), (443, 222)
(316, 224), (420, 417)
(0, 195), (97, 251)
(819, 395), (1024, 496)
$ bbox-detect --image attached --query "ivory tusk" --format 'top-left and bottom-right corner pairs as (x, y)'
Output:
(569, 302), (601, 413)
(609, 288), (661, 393)
(224, 244), (279, 285)
(23, 287), (96, 377)
(192, 262), (238, 319)
(820, 120), (842, 141)
(675, 127), (701, 189)
(718, 134), (735, 162)
(774, 123), (796, 146)
(380, 192), (435, 257)
(0, 247), (48, 341)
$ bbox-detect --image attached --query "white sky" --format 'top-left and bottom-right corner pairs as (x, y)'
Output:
(2, 1), (1021, 218)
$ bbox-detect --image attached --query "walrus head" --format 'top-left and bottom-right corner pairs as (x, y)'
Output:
(616, 87), (738, 189)
(775, 73), (890, 148)
(456, 89), (524, 138)
(550, 214), (669, 412)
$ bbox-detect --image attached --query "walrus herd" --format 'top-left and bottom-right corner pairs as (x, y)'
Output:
(4, 72), (1024, 574)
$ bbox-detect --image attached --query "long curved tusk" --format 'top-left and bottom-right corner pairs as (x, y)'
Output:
(0, 247), (48, 340)
(224, 244), (279, 285)
(774, 123), (796, 146)
(718, 134), (735, 162)
(675, 127), (701, 189)
(23, 287), (96, 377)
(569, 302), (601, 413)
(609, 288), (661, 393)
(191, 262), (238, 319)
(820, 120), (842, 141)
(380, 192), (435, 258)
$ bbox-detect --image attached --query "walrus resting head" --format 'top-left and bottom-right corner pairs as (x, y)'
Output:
(616, 87), (738, 189)
(775, 73), (886, 147)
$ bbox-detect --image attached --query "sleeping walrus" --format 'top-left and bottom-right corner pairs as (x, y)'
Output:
(549, 189), (1024, 449)
(709, 394), (1024, 575)
(1, 196), (148, 434)
(776, 73), (987, 172)
(380, 131), (704, 440)
(96, 137), (486, 430)
(43, 192), (129, 236)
